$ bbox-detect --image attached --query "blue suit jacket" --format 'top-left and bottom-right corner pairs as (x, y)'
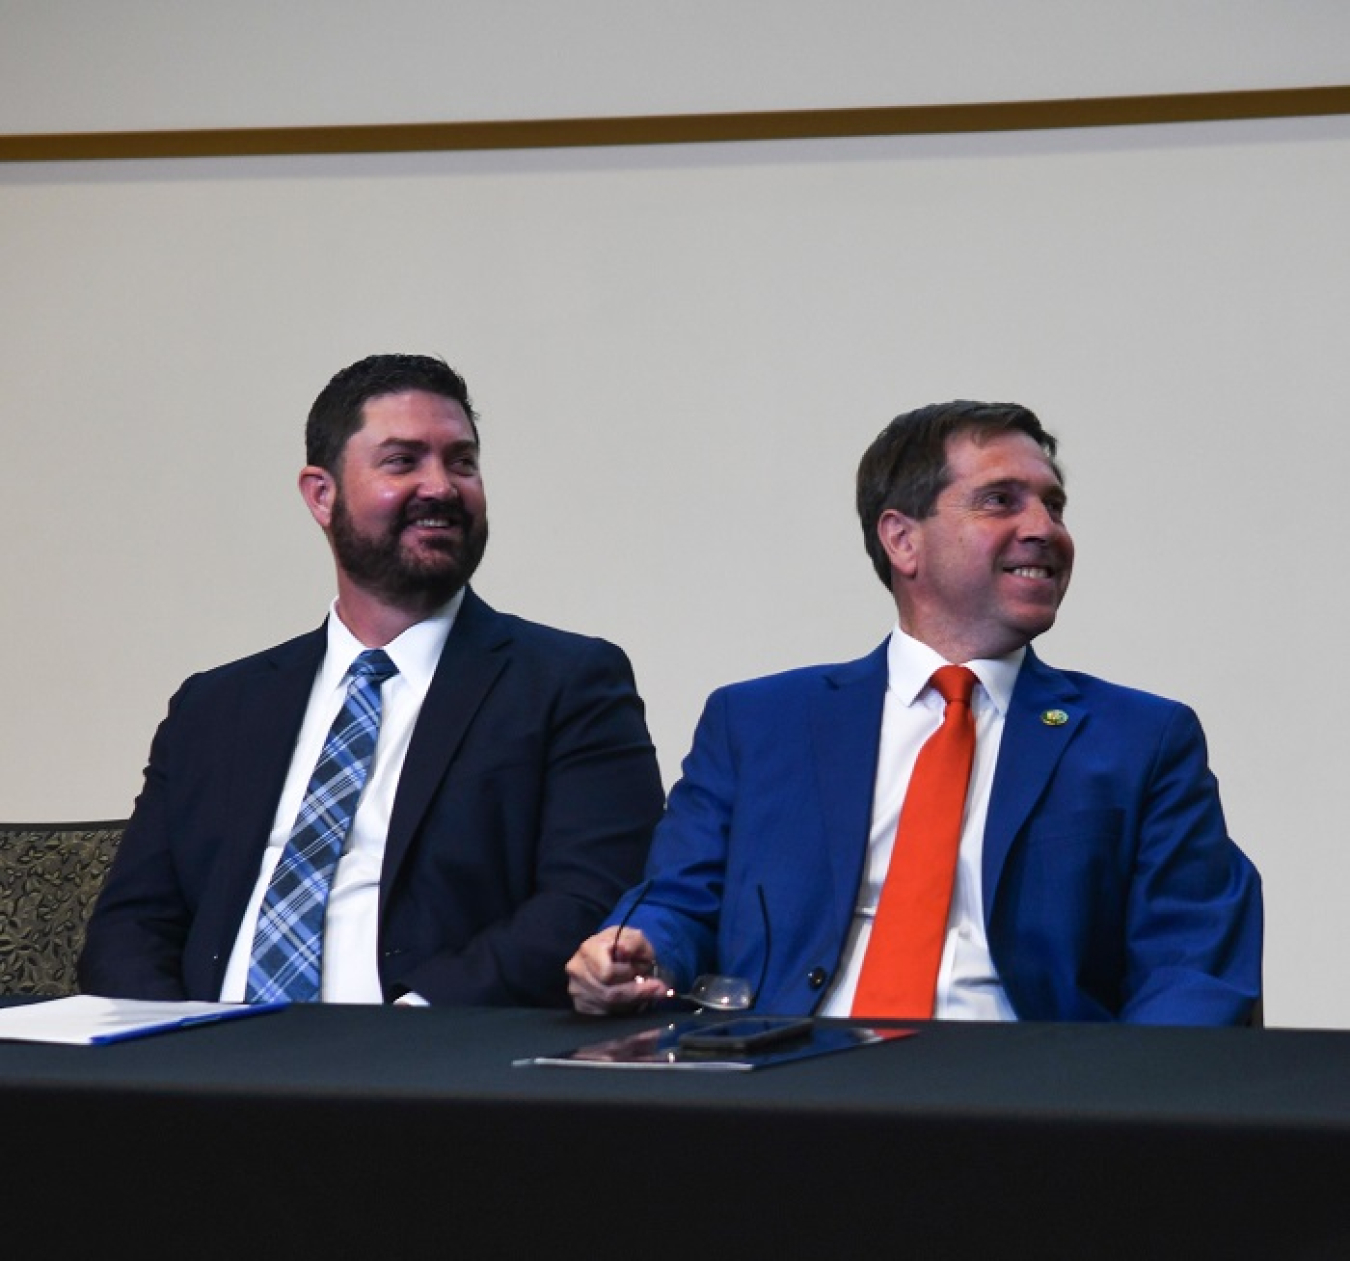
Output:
(611, 642), (1262, 1024)
(79, 589), (665, 1006)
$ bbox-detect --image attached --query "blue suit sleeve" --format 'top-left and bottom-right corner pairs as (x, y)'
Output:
(605, 688), (739, 992)
(1118, 703), (1263, 1024)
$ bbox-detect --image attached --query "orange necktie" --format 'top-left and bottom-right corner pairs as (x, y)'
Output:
(852, 665), (978, 1019)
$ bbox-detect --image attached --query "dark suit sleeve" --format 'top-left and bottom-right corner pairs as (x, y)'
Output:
(78, 684), (197, 999)
(386, 636), (665, 1007)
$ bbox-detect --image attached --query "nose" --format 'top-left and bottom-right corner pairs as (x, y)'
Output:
(417, 459), (458, 501)
(1018, 498), (1063, 542)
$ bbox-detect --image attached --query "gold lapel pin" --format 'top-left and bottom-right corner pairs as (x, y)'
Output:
(1041, 709), (1069, 727)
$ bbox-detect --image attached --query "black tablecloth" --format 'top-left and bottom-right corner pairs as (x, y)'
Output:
(2, 1004), (1346, 1258)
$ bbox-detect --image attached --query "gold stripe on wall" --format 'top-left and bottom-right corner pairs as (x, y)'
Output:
(2, 85), (1349, 163)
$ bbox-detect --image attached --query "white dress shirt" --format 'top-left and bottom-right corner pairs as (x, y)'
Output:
(819, 626), (1024, 1021)
(219, 592), (462, 1003)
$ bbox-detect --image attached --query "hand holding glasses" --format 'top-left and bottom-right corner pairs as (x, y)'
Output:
(609, 880), (769, 1012)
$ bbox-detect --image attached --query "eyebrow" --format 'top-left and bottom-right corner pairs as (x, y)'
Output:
(973, 477), (1067, 503)
(373, 436), (479, 454)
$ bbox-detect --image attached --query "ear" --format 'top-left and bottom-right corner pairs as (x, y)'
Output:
(877, 508), (920, 581)
(299, 465), (337, 530)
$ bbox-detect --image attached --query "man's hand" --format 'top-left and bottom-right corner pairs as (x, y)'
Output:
(566, 927), (667, 1014)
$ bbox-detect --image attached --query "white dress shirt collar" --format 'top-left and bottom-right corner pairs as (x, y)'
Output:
(321, 587), (465, 695)
(886, 624), (1024, 714)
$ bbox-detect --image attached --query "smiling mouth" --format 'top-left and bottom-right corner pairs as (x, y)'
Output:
(402, 505), (470, 532)
(1007, 565), (1053, 579)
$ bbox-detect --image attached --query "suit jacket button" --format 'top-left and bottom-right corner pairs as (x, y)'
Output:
(807, 967), (828, 989)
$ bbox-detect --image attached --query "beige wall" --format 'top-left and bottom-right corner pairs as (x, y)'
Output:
(4, 1), (1350, 129)
(3, 3), (1349, 1027)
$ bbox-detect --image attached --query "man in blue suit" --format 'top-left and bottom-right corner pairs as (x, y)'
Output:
(80, 354), (664, 1007)
(568, 401), (1261, 1024)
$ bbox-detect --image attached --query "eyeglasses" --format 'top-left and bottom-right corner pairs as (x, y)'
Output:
(610, 880), (771, 1012)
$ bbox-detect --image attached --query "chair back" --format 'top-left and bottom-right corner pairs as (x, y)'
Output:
(0, 821), (125, 996)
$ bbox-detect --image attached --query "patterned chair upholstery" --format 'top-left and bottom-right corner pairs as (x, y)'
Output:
(0, 821), (125, 996)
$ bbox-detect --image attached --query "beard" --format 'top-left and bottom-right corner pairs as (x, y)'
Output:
(329, 491), (488, 611)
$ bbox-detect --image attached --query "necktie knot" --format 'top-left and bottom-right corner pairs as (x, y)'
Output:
(349, 648), (398, 686)
(931, 664), (976, 708)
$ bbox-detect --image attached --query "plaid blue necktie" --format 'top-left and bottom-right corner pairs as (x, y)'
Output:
(246, 648), (399, 1003)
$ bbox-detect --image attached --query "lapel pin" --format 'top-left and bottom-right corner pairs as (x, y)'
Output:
(1041, 709), (1069, 727)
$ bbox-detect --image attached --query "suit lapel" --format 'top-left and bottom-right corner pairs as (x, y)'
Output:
(809, 642), (889, 937)
(982, 647), (1083, 919)
(382, 588), (509, 891)
(225, 627), (327, 887)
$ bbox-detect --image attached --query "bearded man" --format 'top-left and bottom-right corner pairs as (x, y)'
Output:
(81, 354), (663, 1007)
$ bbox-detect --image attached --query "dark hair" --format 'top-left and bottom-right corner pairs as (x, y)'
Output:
(305, 353), (478, 472)
(856, 400), (1061, 589)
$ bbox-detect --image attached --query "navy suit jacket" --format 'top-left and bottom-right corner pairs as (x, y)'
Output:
(609, 642), (1262, 1024)
(79, 589), (665, 1006)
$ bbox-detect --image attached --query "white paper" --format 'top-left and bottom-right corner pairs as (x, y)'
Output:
(0, 995), (286, 1045)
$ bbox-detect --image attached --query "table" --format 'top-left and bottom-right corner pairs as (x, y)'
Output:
(1, 1004), (1347, 1258)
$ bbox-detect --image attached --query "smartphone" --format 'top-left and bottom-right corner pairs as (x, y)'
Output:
(676, 1017), (814, 1056)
